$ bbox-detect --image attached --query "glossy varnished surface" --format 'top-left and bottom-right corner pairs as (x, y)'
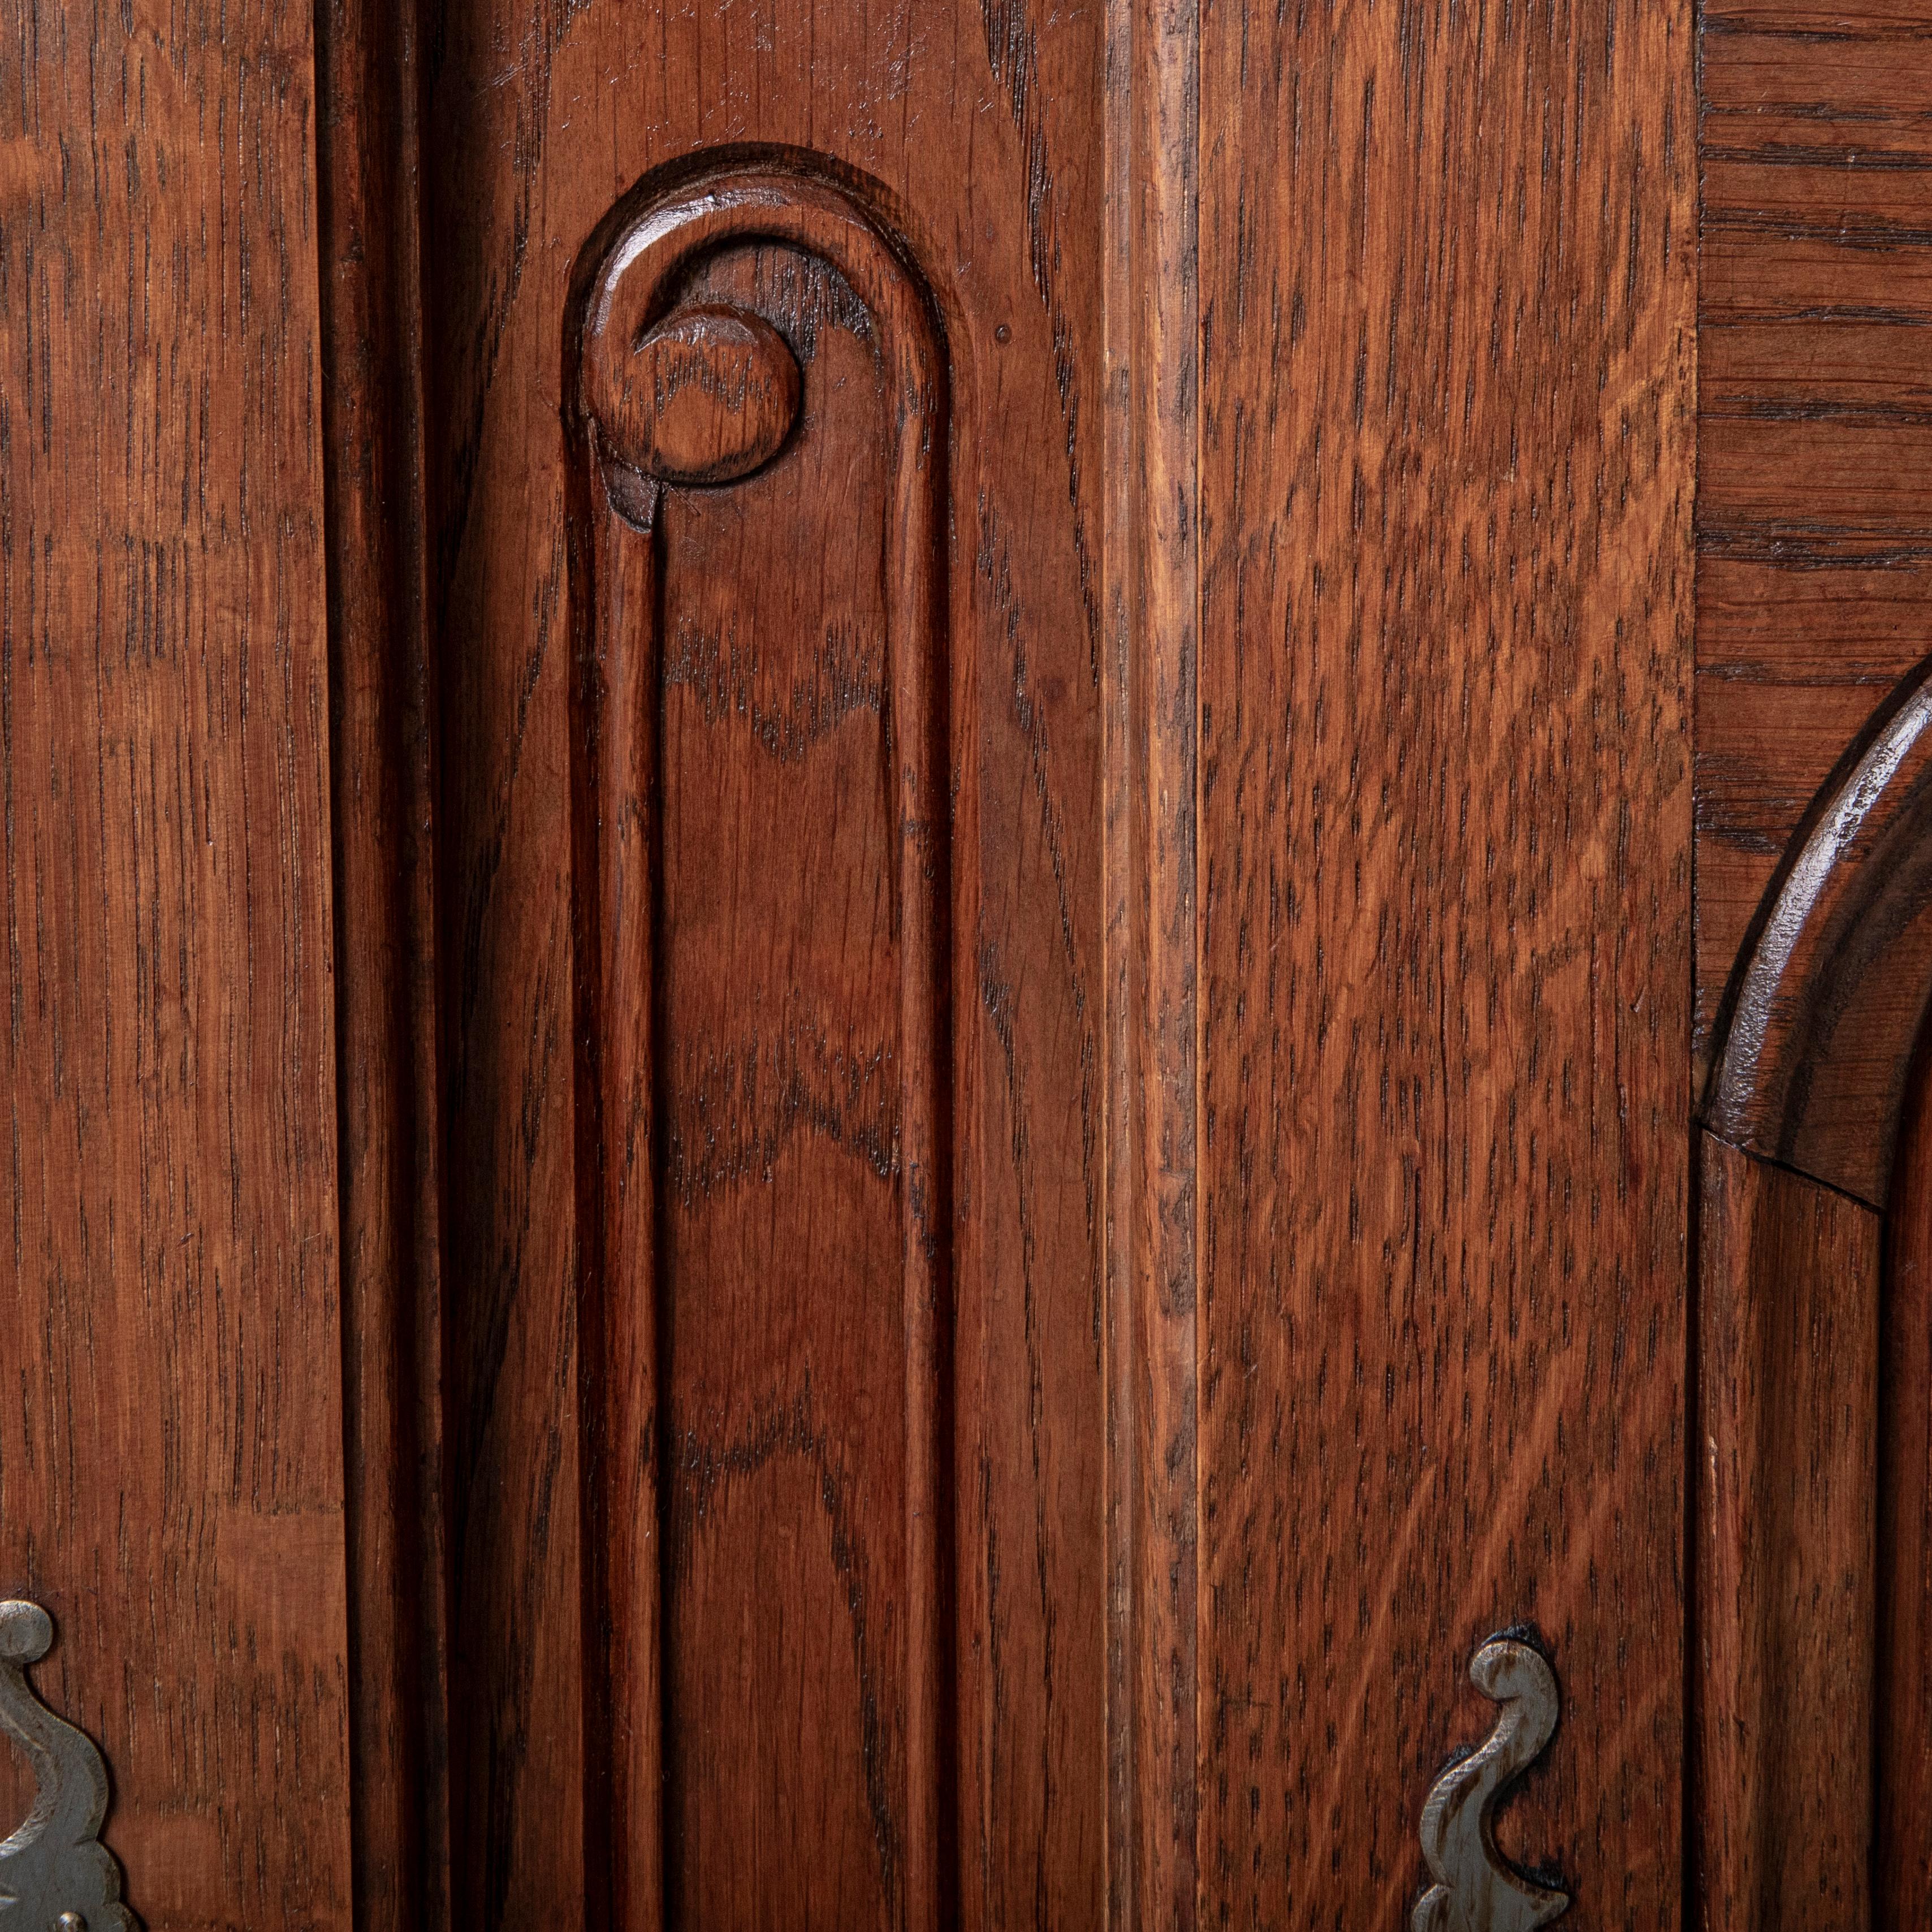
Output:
(1880, 1040), (1932, 1926)
(1196, 0), (1696, 1919)
(1103, 1), (1203, 1925)
(1704, 659), (1932, 1208)
(1695, 5), (1932, 1914)
(23, 0), (1924, 1920)
(313, 0), (453, 1925)
(572, 171), (954, 1930)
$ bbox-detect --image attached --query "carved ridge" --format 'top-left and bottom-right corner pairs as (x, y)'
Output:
(1704, 653), (1932, 1207)
(566, 154), (954, 1923)
(1414, 1636), (1568, 1932)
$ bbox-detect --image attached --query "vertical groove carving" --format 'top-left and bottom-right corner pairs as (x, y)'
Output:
(567, 157), (953, 1932)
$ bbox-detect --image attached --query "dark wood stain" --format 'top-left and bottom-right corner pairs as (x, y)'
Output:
(1879, 1034), (1932, 1927)
(420, 6), (1112, 1926)
(1695, 1135), (1879, 1931)
(23, 0), (1930, 1922)
(313, 0), (454, 1926)
(1695, 3), (1932, 1913)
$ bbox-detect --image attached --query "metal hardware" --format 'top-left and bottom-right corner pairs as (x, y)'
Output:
(0, 1600), (135, 1929)
(1414, 1635), (1568, 1932)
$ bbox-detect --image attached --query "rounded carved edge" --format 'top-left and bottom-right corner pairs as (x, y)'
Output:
(570, 154), (947, 533)
(597, 303), (801, 489)
(1704, 655), (1932, 1208)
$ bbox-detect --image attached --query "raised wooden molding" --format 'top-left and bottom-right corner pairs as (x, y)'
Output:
(1103, 0), (1203, 1925)
(1704, 656), (1932, 1208)
(1695, 1136), (1879, 1931)
(568, 153), (954, 1927)
(1692, 664), (1932, 1929)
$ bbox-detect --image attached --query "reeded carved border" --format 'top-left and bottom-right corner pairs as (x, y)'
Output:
(1696, 652), (1932, 1930)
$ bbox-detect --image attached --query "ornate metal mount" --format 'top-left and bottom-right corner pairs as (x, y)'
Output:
(1414, 1635), (1568, 1932)
(0, 1600), (135, 1930)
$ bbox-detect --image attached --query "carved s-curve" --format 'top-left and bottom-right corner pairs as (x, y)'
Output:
(1414, 1637), (1568, 1932)
(0, 1599), (135, 1930)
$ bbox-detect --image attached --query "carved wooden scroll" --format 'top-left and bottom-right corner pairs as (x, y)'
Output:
(568, 159), (952, 1931)
(0, 1600), (135, 1930)
(1705, 656), (1932, 1211)
(1697, 655), (1932, 1931)
(1414, 1637), (1568, 1932)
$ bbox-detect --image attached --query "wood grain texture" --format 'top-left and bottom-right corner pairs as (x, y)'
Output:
(1196, 0), (1696, 1921)
(422, 7), (1111, 1926)
(1696, 21), (1932, 1908)
(572, 167), (954, 1932)
(1702, 656), (1932, 1208)
(1694, 1134), (1878, 1932)
(1879, 1034), (1932, 1929)
(0, 5), (353, 1927)
(601, 304), (802, 486)
(1697, 0), (1932, 1065)
(1103, 0), (1201, 1927)
(313, 0), (453, 1924)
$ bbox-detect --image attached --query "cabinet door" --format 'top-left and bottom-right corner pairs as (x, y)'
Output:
(12, 0), (1925, 1926)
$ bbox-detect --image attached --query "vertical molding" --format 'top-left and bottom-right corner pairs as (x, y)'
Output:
(569, 163), (957, 1932)
(1695, 1133), (1879, 1931)
(1105, 2), (1201, 1926)
(312, 0), (452, 1926)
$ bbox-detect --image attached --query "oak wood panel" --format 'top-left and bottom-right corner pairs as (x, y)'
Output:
(1694, 565), (1930, 1056)
(1697, 0), (1932, 1065)
(1693, 602), (1932, 1919)
(1880, 1034), (1932, 1928)
(1695, 1135), (1878, 1932)
(1704, 19), (1932, 116)
(423, 6), (1112, 1925)
(572, 179), (954, 1932)
(1196, 0), (1696, 1921)
(0, 5), (353, 1927)
(1700, 421), (1932, 534)
(1696, 75), (1932, 1888)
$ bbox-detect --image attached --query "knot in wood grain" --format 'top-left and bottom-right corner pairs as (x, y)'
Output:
(592, 304), (801, 487)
